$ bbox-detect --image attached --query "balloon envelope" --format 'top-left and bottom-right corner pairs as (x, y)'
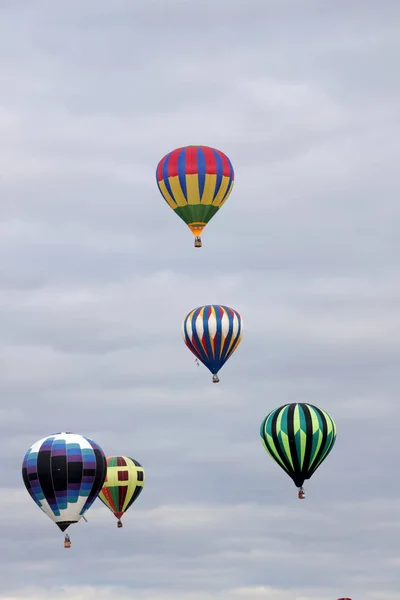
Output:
(22, 432), (107, 531)
(260, 403), (336, 488)
(156, 145), (234, 242)
(182, 304), (243, 380)
(99, 456), (145, 520)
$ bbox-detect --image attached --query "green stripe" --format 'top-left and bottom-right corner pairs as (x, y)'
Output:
(173, 204), (220, 226)
(310, 407), (336, 471)
(108, 485), (120, 512)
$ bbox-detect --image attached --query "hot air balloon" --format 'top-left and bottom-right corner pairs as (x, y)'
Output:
(260, 403), (336, 499)
(182, 304), (243, 382)
(22, 432), (107, 548)
(156, 145), (234, 247)
(337, 598), (352, 600)
(98, 456), (145, 528)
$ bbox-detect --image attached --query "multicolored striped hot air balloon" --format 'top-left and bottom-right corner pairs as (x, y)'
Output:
(98, 456), (145, 528)
(182, 304), (243, 383)
(156, 145), (234, 247)
(22, 432), (107, 547)
(260, 403), (336, 499)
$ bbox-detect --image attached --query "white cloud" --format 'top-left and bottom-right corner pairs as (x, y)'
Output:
(0, 585), (330, 600)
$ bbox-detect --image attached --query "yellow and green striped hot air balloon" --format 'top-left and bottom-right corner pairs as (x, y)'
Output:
(156, 145), (234, 248)
(98, 456), (145, 528)
(260, 403), (336, 499)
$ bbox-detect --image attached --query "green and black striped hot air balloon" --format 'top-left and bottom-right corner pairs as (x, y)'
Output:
(260, 403), (336, 499)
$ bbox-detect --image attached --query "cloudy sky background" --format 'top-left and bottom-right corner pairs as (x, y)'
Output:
(0, 0), (399, 598)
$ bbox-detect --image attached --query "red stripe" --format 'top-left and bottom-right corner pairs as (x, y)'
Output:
(102, 487), (115, 511)
(118, 485), (128, 513)
(185, 146), (198, 175)
(167, 148), (181, 178)
(185, 338), (203, 361)
(156, 155), (166, 181)
(227, 307), (237, 319)
(217, 305), (225, 324)
(201, 146), (217, 174)
(117, 456), (126, 467)
(215, 149), (231, 177)
(201, 334), (210, 359)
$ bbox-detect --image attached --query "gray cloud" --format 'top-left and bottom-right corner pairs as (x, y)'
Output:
(0, 0), (399, 598)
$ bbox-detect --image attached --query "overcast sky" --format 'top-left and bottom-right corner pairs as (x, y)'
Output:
(0, 1), (399, 599)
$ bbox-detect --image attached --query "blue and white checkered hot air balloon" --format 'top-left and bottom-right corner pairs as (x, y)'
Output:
(22, 432), (107, 547)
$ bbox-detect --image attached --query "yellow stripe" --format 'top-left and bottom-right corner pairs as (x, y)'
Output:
(212, 176), (230, 207)
(201, 173), (217, 205)
(311, 430), (323, 466)
(225, 332), (242, 358)
(186, 174), (201, 205)
(168, 176), (187, 207)
(263, 434), (288, 471)
(158, 181), (177, 209)
(218, 180), (234, 208)
(319, 408), (335, 436)
(224, 313), (242, 356)
(122, 462), (145, 512)
(102, 466), (119, 488)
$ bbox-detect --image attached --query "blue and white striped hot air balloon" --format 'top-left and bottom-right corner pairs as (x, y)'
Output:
(182, 304), (243, 382)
